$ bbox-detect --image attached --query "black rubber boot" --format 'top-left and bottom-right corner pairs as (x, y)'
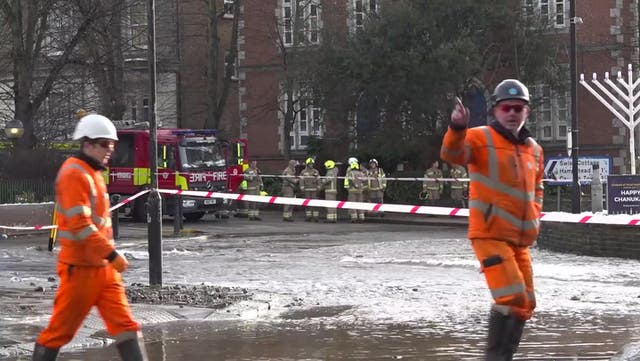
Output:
(504, 315), (525, 360)
(32, 343), (59, 361)
(485, 310), (526, 361)
(486, 310), (508, 361)
(116, 336), (149, 361)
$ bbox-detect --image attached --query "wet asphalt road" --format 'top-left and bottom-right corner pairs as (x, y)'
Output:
(2, 211), (640, 360)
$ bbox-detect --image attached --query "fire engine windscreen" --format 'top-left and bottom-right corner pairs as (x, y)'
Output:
(179, 139), (226, 170)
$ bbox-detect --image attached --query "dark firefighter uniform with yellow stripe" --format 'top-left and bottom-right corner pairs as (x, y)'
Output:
(450, 164), (469, 208)
(37, 154), (140, 349)
(441, 121), (543, 322)
(322, 160), (339, 223)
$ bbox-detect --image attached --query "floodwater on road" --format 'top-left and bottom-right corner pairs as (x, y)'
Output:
(2, 224), (640, 360)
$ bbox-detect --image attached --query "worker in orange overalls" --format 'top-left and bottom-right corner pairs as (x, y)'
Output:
(441, 79), (544, 361)
(32, 114), (148, 361)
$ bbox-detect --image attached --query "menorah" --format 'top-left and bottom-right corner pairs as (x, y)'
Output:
(580, 64), (640, 174)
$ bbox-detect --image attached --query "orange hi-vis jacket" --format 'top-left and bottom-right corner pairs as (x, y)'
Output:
(441, 123), (544, 246)
(55, 156), (115, 266)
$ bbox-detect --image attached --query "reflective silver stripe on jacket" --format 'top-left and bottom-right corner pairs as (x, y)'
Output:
(469, 200), (540, 231)
(528, 138), (544, 207)
(490, 282), (526, 300)
(56, 162), (108, 242)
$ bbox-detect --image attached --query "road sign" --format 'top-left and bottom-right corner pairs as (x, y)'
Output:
(544, 156), (611, 185)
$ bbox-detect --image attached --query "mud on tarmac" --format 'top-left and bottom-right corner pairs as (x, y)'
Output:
(125, 283), (252, 309)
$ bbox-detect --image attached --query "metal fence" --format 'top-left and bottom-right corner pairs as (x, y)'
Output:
(0, 178), (55, 204)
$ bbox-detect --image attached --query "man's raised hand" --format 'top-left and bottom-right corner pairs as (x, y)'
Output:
(451, 96), (470, 127)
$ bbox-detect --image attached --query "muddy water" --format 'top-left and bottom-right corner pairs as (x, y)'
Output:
(4, 225), (640, 360)
(57, 311), (639, 360)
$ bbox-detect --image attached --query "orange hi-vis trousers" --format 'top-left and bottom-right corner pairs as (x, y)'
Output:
(37, 262), (140, 348)
(472, 239), (536, 321)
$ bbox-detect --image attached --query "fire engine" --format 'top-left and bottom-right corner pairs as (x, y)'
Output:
(106, 122), (248, 221)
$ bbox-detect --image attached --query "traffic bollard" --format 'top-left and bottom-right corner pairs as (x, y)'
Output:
(173, 193), (183, 235)
(110, 194), (121, 239)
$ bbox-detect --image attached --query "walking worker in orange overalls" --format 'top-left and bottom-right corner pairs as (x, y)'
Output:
(33, 114), (148, 361)
(441, 79), (544, 360)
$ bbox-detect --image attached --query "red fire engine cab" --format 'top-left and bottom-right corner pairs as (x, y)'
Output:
(106, 123), (248, 221)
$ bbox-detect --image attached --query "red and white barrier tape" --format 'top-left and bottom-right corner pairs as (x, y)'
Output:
(157, 189), (640, 226)
(2, 188), (639, 231)
(0, 191), (150, 232)
(109, 189), (151, 212)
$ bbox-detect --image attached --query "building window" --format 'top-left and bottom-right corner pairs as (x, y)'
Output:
(525, 0), (567, 28)
(128, 1), (148, 49)
(223, 0), (235, 18)
(281, 0), (321, 47)
(142, 98), (149, 121)
(554, 0), (565, 27)
(282, 83), (324, 150)
(351, 0), (379, 32)
(530, 84), (569, 141)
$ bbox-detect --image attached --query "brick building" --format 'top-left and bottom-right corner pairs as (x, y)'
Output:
(238, 0), (640, 174)
(569, 0), (639, 174)
(0, 0), (239, 141)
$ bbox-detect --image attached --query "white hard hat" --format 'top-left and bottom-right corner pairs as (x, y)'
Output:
(72, 114), (118, 140)
(348, 157), (358, 165)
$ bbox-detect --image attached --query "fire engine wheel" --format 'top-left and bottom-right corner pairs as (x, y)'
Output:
(132, 196), (148, 222)
(184, 212), (206, 221)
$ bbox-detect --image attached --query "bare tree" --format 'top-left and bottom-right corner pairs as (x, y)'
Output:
(205, 0), (240, 131)
(0, 0), (97, 149)
(76, 0), (128, 120)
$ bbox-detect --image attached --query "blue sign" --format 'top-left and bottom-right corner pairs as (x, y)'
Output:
(544, 156), (611, 185)
(607, 175), (640, 215)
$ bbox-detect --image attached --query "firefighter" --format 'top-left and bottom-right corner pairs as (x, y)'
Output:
(33, 114), (148, 361)
(282, 159), (298, 221)
(450, 164), (469, 208)
(300, 157), (320, 221)
(441, 79), (544, 360)
(243, 160), (263, 220)
(422, 161), (443, 204)
(322, 160), (339, 223)
(234, 179), (249, 217)
(344, 157), (365, 222)
(366, 159), (387, 217)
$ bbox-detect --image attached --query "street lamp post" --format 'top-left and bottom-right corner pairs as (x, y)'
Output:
(4, 119), (24, 139)
(147, 0), (163, 286)
(569, 0), (581, 213)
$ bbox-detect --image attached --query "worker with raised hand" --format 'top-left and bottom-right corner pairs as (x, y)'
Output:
(441, 80), (544, 360)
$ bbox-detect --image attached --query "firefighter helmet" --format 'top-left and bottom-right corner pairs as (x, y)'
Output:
(324, 160), (335, 169)
(348, 157), (358, 165)
(492, 79), (530, 105)
(369, 158), (378, 166)
(73, 114), (118, 141)
(305, 157), (315, 165)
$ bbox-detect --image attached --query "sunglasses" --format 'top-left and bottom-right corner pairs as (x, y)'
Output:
(498, 104), (526, 113)
(94, 139), (116, 151)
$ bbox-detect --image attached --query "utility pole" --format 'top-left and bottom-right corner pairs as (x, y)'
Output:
(147, 0), (163, 286)
(569, 0), (581, 213)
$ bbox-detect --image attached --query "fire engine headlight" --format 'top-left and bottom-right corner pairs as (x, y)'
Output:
(182, 200), (196, 208)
